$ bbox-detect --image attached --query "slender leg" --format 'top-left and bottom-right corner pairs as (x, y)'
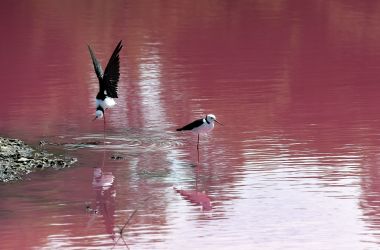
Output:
(102, 113), (106, 165)
(102, 129), (106, 166)
(195, 164), (199, 190)
(197, 134), (200, 163)
(104, 113), (106, 129)
(103, 113), (106, 141)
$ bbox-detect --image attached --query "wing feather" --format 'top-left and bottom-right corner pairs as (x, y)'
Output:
(88, 44), (104, 83)
(103, 40), (123, 98)
(176, 119), (204, 131)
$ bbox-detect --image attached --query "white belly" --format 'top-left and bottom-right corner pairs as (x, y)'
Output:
(96, 97), (116, 109)
(192, 122), (214, 134)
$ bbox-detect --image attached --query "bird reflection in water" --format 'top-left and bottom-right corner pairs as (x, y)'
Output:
(86, 147), (145, 249)
(174, 165), (212, 211)
(86, 149), (118, 243)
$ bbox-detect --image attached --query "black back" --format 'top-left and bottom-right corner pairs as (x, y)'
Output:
(176, 118), (204, 131)
(88, 40), (123, 100)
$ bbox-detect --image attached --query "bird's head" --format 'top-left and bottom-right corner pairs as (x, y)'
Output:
(206, 114), (222, 125)
(93, 107), (104, 120)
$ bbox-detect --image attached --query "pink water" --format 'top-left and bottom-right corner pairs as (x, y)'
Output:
(1, 1), (380, 249)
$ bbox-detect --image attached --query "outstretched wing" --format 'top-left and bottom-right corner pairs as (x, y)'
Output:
(88, 44), (104, 82)
(176, 118), (204, 131)
(103, 40), (123, 98)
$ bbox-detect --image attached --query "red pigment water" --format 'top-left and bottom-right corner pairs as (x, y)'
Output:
(1, 1), (380, 249)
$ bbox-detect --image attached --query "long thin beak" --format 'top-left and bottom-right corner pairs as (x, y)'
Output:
(92, 116), (97, 121)
(215, 120), (223, 126)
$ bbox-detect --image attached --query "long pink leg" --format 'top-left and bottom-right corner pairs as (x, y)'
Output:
(103, 113), (106, 140)
(197, 134), (200, 163)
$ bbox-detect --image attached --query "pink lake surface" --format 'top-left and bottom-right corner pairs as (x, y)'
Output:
(2, 0), (380, 249)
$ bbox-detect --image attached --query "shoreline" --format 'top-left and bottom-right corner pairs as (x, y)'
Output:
(0, 137), (77, 182)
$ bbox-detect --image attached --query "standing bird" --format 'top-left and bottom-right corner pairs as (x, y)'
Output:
(177, 114), (222, 162)
(88, 40), (123, 129)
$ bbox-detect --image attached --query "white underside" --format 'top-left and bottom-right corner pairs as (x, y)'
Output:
(192, 121), (215, 134)
(96, 97), (116, 109)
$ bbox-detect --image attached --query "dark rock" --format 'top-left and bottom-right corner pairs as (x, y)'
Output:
(111, 154), (124, 160)
(0, 136), (77, 182)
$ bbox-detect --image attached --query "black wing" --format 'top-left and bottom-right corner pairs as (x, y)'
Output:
(88, 44), (104, 82)
(103, 40), (123, 98)
(176, 118), (204, 131)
